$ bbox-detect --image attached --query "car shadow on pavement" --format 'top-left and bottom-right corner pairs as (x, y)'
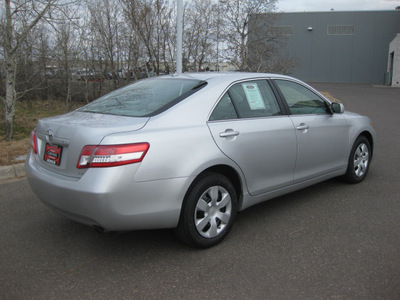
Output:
(33, 177), (358, 255)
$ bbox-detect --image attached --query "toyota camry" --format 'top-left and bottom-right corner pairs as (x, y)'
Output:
(26, 72), (375, 248)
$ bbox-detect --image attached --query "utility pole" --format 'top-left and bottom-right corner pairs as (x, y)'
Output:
(176, 0), (183, 74)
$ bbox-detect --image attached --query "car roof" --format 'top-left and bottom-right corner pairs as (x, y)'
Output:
(159, 72), (295, 85)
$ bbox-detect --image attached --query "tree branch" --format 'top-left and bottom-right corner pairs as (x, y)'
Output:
(10, 0), (58, 56)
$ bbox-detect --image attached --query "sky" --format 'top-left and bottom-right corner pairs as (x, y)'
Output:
(276, 0), (400, 12)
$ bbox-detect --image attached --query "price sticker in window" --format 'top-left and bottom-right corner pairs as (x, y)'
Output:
(242, 83), (265, 110)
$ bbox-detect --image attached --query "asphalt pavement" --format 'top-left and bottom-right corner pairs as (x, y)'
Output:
(1, 83), (400, 299)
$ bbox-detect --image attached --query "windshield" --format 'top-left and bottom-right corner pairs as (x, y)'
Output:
(78, 78), (206, 117)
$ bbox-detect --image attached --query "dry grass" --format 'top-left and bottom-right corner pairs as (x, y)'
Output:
(0, 100), (83, 166)
(0, 138), (30, 166)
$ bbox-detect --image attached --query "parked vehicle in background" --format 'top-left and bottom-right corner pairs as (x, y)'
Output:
(72, 68), (103, 82)
(26, 72), (375, 248)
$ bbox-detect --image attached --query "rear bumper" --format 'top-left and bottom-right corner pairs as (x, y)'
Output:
(25, 152), (192, 231)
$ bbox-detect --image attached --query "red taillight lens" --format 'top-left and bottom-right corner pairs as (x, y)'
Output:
(30, 130), (38, 154)
(77, 143), (149, 169)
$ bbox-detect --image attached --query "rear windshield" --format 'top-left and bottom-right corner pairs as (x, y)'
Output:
(78, 78), (206, 117)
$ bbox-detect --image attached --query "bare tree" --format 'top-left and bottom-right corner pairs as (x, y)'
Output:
(88, 0), (123, 89)
(155, 0), (175, 74)
(219, 0), (278, 71)
(121, 0), (175, 75)
(54, 15), (82, 110)
(0, 0), (297, 143)
(2, 0), (58, 140)
(247, 13), (298, 73)
(183, 0), (217, 71)
(36, 26), (52, 100)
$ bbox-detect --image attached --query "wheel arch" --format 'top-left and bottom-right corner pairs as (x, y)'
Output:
(342, 130), (374, 184)
(184, 164), (244, 211)
(175, 165), (242, 247)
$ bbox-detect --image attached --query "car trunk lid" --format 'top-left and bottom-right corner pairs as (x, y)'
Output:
(33, 111), (149, 178)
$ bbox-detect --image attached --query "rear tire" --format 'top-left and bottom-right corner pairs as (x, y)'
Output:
(342, 136), (371, 183)
(175, 172), (237, 248)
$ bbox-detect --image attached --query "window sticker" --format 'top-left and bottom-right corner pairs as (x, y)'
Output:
(242, 83), (266, 110)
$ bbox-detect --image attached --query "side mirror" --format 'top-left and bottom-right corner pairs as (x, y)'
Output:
(331, 102), (345, 114)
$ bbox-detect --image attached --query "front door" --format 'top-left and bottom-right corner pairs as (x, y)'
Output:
(274, 79), (349, 183)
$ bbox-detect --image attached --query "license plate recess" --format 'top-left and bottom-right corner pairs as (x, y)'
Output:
(44, 143), (63, 166)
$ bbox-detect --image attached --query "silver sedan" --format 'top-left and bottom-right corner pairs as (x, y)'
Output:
(26, 73), (375, 248)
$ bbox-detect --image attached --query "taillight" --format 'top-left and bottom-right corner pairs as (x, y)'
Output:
(30, 130), (38, 154)
(77, 143), (149, 168)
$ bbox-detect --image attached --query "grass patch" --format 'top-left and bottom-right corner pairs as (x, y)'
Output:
(0, 100), (83, 165)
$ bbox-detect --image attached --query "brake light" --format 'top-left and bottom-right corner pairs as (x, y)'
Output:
(30, 130), (38, 154)
(77, 143), (149, 168)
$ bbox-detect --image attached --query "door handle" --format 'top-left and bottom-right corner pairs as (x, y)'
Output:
(219, 130), (239, 138)
(296, 123), (309, 131)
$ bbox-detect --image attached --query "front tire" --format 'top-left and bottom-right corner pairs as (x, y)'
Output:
(342, 136), (371, 183)
(175, 172), (238, 248)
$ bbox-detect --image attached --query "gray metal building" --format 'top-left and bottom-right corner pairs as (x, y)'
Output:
(250, 10), (400, 84)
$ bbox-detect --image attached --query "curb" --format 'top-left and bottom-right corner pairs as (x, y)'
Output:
(0, 163), (26, 180)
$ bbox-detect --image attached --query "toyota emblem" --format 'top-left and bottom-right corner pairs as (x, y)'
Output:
(46, 129), (54, 142)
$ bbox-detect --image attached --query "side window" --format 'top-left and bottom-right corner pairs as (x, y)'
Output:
(229, 80), (281, 118)
(275, 80), (329, 115)
(210, 80), (281, 121)
(209, 93), (238, 121)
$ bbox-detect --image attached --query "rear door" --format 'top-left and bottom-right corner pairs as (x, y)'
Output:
(207, 79), (297, 196)
(273, 79), (349, 182)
